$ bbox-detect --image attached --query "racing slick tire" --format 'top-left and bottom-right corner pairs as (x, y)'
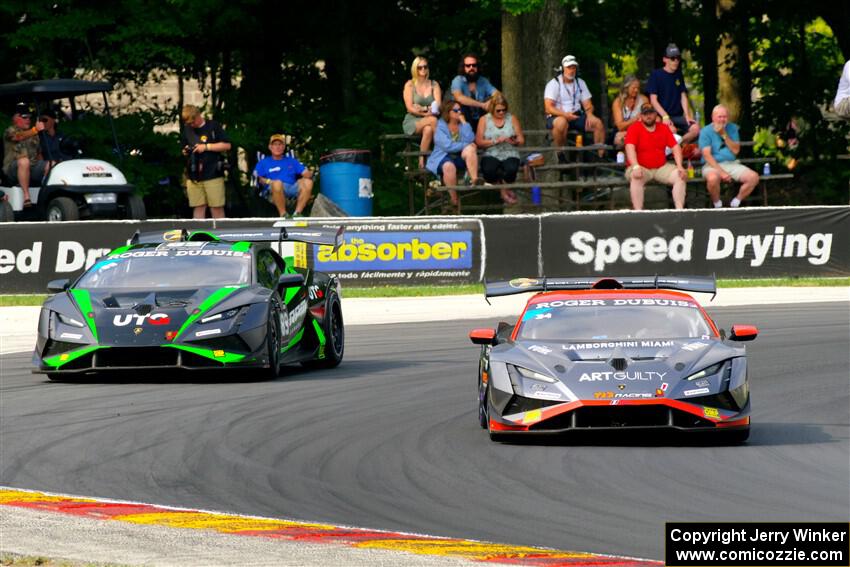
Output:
(485, 396), (510, 442)
(718, 428), (750, 444)
(303, 289), (344, 369)
(123, 194), (147, 220)
(478, 379), (488, 429)
(264, 300), (282, 378)
(47, 196), (80, 222)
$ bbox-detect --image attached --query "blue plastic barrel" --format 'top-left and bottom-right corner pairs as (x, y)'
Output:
(319, 149), (373, 216)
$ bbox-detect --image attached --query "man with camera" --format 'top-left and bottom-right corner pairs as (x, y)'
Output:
(544, 55), (605, 160)
(180, 105), (231, 219)
(3, 103), (46, 207)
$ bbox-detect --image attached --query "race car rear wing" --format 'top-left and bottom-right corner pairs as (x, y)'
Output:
(485, 275), (716, 299)
(130, 222), (345, 251)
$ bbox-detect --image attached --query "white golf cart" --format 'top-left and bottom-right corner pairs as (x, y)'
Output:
(0, 79), (146, 222)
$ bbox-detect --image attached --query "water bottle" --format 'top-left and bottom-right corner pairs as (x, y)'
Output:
(763, 162), (771, 176)
(575, 134), (583, 147)
(531, 186), (541, 205)
(695, 110), (701, 126)
(687, 160), (695, 179)
(616, 151), (625, 164)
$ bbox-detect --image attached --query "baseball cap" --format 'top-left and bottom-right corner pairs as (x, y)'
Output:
(269, 134), (286, 144)
(640, 103), (657, 114)
(561, 55), (579, 68)
(665, 43), (681, 58)
(39, 108), (58, 119)
(13, 102), (31, 117)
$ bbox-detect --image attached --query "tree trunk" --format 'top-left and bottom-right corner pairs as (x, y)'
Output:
(735, 5), (753, 141)
(699, 0), (719, 121)
(501, 0), (567, 208)
(717, 0), (742, 122)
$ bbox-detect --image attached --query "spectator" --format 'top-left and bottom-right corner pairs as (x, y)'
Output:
(254, 134), (313, 218)
(834, 60), (850, 119)
(544, 55), (605, 159)
(38, 109), (70, 164)
(624, 103), (687, 210)
(180, 104), (231, 219)
(402, 56), (442, 169)
(699, 104), (759, 208)
(426, 99), (481, 208)
(611, 75), (646, 148)
(451, 53), (498, 132)
(647, 43), (700, 145)
(3, 103), (46, 207)
(476, 93), (523, 205)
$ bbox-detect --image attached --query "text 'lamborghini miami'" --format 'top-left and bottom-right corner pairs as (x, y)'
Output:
(33, 223), (345, 379)
(469, 276), (757, 443)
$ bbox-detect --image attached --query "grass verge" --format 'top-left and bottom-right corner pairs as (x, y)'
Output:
(1, 278), (847, 307)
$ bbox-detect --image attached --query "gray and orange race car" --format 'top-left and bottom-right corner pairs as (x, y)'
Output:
(469, 276), (757, 443)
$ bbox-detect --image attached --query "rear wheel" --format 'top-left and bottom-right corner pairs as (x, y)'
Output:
(123, 194), (147, 220)
(304, 289), (344, 369)
(0, 200), (13, 222)
(478, 377), (488, 429)
(47, 196), (80, 221)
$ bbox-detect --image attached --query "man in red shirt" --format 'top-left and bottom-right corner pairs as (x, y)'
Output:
(624, 103), (686, 210)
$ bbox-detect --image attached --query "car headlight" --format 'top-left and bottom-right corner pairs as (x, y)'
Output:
(200, 308), (241, 324)
(685, 361), (725, 381)
(512, 365), (558, 383)
(56, 312), (85, 327)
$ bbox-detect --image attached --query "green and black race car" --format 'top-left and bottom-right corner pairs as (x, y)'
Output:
(32, 223), (345, 379)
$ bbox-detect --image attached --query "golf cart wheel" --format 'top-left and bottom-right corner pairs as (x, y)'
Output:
(0, 200), (13, 222)
(124, 194), (147, 220)
(47, 197), (80, 222)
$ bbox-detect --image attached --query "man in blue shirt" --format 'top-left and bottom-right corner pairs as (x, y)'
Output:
(647, 44), (700, 145)
(699, 105), (759, 208)
(254, 134), (313, 218)
(451, 53), (498, 132)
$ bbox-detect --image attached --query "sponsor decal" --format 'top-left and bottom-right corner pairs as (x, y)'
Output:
(59, 332), (82, 340)
(706, 226), (832, 267)
(616, 392), (653, 399)
(315, 232), (472, 271)
(509, 278), (540, 289)
(213, 350), (226, 358)
(195, 329), (222, 338)
(579, 371), (666, 382)
(610, 399), (620, 405)
(594, 391), (614, 399)
(527, 344), (552, 355)
(681, 341), (710, 351)
(163, 230), (183, 242)
(308, 285), (323, 300)
(684, 387), (711, 397)
(113, 313), (171, 327)
(564, 340), (674, 350)
(695, 379), (710, 387)
(133, 327), (143, 335)
(655, 388), (665, 397)
(288, 300), (307, 332)
(59, 353), (70, 361)
(567, 229), (694, 271)
(533, 299), (696, 309)
(531, 391), (562, 400)
(661, 382), (669, 391)
(703, 406), (720, 418)
(522, 409), (542, 424)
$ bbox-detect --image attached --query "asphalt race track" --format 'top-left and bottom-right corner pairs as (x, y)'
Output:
(1, 302), (848, 561)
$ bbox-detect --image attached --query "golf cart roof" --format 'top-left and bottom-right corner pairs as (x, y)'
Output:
(0, 79), (112, 101)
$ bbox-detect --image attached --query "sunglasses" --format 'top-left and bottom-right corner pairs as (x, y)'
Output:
(668, 56), (680, 61)
(451, 108), (462, 113)
(417, 64), (428, 70)
(494, 107), (506, 113)
(464, 63), (478, 68)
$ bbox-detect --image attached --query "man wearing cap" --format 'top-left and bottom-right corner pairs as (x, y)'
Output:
(38, 109), (70, 164)
(3, 103), (46, 207)
(180, 104), (231, 219)
(699, 104), (759, 208)
(647, 43), (700, 145)
(624, 103), (687, 210)
(544, 55), (605, 159)
(254, 134), (313, 218)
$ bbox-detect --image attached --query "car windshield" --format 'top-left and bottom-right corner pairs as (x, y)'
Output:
(517, 298), (713, 341)
(75, 247), (252, 289)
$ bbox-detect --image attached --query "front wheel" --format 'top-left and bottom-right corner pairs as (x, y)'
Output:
(264, 302), (281, 378)
(123, 194), (147, 220)
(304, 289), (344, 369)
(47, 196), (80, 221)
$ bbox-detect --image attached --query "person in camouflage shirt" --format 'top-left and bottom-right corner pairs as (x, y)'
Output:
(3, 103), (46, 206)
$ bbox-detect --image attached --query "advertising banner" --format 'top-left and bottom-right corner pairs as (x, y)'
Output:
(539, 207), (849, 278)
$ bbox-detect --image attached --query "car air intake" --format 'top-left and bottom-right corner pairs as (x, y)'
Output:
(610, 357), (628, 371)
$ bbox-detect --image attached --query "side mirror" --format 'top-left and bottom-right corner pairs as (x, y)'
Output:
(47, 279), (70, 293)
(730, 324), (758, 341)
(278, 273), (305, 287)
(469, 328), (496, 345)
